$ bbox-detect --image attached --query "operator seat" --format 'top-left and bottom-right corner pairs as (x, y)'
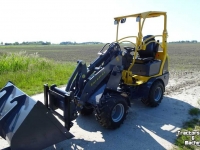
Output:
(135, 35), (159, 64)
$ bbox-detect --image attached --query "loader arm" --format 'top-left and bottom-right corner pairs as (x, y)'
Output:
(43, 42), (123, 130)
(65, 42), (122, 102)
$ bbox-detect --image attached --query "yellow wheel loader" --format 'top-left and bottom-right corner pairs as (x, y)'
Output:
(0, 11), (169, 150)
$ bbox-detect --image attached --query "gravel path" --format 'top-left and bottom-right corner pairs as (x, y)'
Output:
(1, 71), (200, 150)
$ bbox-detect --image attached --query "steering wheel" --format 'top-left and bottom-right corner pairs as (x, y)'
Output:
(124, 46), (135, 52)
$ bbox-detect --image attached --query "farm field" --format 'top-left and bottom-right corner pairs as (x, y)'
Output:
(1, 43), (200, 94)
(0, 44), (104, 63)
(1, 43), (200, 71)
(0, 43), (200, 149)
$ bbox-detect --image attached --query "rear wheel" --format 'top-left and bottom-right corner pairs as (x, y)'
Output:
(141, 81), (164, 107)
(95, 95), (128, 129)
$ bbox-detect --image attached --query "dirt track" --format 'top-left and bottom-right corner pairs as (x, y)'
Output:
(1, 71), (200, 150)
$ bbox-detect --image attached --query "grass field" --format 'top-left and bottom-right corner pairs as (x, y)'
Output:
(175, 108), (200, 150)
(1, 43), (200, 70)
(0, 50), (75, 95)
(0, 43), (200, 95)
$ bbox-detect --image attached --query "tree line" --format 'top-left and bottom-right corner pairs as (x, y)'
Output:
(169, 40), (198, 43)
(59, 41), (103, 45)
(0, 41), (103, 45)
(2, 40), (198, 45)
(3, 41), (51, 45)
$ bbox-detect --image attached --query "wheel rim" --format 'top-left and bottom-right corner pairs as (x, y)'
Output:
(154, 87), (162, 102)
(111, 104), (124, 122)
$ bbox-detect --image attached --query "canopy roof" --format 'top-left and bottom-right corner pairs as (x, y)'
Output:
(114, 11), (166, 20)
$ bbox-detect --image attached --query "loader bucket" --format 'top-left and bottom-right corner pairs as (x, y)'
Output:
(0, 81), (74, 150)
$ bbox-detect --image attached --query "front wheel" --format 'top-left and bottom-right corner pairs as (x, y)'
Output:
(141, 81), (164, 107)
(95, 95), (128, 129)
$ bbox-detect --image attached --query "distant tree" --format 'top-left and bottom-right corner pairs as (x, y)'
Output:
(21, 41), (29, 45)
(42, 42), (51, 45)
(38, 41), (43, 45)
(0, 42), (3, 45)
(169, 40), (198, 43)
(14, 42), (19, 45)
(20, 41), (51, 45)
(191, 40), (197, 43)
(60, 41), (74, 45)
(5, 43), (12, 45)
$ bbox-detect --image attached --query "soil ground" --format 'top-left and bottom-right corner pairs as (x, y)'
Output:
(1, 70), (200, 150)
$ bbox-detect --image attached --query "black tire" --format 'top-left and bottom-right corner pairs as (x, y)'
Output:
(141, 81), (164, 107)
(95, 95), (128, 129)
(79, 105), (94, 116)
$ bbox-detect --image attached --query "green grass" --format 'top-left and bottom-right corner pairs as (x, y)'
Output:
(0, 43), (200, 95)
(175, 119), (200, 150)
(175, 107), (200, 150)
(0, 51), (75, 95)
(189, 108), (200, 116)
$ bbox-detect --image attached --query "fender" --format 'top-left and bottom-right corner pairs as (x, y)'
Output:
(134, 72), (169, 99)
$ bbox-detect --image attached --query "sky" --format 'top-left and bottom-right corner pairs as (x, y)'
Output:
(0, 0), (200, 44)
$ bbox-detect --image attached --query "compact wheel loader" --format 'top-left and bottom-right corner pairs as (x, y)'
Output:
(0, 11), (169, 150)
